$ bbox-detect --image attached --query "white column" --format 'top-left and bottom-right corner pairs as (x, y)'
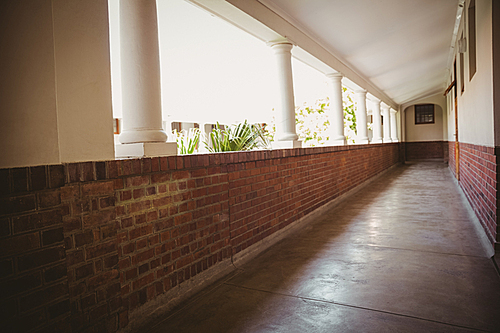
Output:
(326, 73), (346, 145)
(382, 104), (391, 143)
(390, 109), (399, 142)
(369, 97), (382, 143)
(270, 40), (301, 148)
(116, 0), (176, 158)
(354, 89), (369, 144)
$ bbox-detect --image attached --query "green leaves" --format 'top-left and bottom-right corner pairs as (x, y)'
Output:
(175, 128), (201, 155)
(205, 121), (269, 152)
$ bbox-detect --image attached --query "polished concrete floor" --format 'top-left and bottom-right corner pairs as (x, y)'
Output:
(142, 162), (500, 333)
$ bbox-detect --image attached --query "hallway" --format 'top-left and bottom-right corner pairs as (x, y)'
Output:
(140, 162), (500, 333)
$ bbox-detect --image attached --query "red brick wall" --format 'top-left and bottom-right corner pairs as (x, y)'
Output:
(0, 143), (399, 332)
(405, 141), (446, 160)
(449, 142), (498, 250)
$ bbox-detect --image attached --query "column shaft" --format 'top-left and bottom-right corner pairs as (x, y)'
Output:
(119, 0), (167, 144)
(271, 42), (299, 142)
(326, 73), (346, 145)
(390, 109), (399, 142)
(355, 90), (369, 144)
(382, 104), (391, 142)
(370, 98), (383, 143)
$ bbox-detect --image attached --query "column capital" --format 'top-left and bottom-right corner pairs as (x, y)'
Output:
(367, 95), (381, 104)
(326, 72), (343, 80)
(268, 38), (294, 48)
(390, 108), (398, 114)
(381, 103), (390, 111)
(354, 89), (367, 95)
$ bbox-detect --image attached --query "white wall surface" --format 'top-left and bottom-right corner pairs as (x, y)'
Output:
(455, 0), (494, 147)
(0, 0), (61, 168)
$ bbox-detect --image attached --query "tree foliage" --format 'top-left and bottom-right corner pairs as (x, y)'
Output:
(265, 87), (360, 146)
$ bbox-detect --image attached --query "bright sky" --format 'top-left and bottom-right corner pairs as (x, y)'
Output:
(109, 0), (329, 125)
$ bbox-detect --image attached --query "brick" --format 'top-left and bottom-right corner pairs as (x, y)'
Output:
(120, 190), (132, 201)
(60, 185), (80, 202)
(81, 162), (94, 181)
(87, 269), (119, 291)
(0, 232), (40, 257)
(139, 263), (149, 275)
(44, 263), (67, 283)
(75, 263), (94, 280)
(106, 282), (121, 300)
(0, 195), (36, 215)
(100, 196), (115, 209)
(89, 303), (108, 322)
(74, 230), (94, 247)
(107, 160), (121, 179)
(30, 166), (47, 191)
(0, 259), (13, 278)
(15, 309), (46, 332)
(132, 272), (154, 291)
(66, 250), (84, 267)
(11, 167), (28, 193)
(18, 246), (65, 271)
(67, 163), (81, 183)
(133, 188), (145, 199)
(12, 209), (62, 234)
(42, 227), (64, 246)
(153, 196), (171, 208)
(102, 223), (118, 239)
(172, 171), (189, 180)
(0, 169), (9, 197)
(0, 271), (42, 298)
(132, 248), (155, 265)
(83, 209), (115, 227)
(128, 200), (151, 214)
(151, 173), (170, 184)
(104, 254), (119, 269)
(48, 299), (70, 319)
(0, 217), (10, 237)
(95, 161), (107, 180)
(49, 165), (65, 188)
(64, 217), (81, 232)
(20, 282), (68, 312)
(86, 241), (117, 259)
(82, 181), (114, 197)
(126, 175), (150, 187)
(36, 190), (61, 209)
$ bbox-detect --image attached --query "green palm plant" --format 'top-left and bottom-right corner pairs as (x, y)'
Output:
(205, 121), (269, 152)
(175, 127), (201, 154)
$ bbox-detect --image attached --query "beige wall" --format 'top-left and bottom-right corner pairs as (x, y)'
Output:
(454, 0), (494, 147)
(0, 0), (114, 169)
(402, 93), (447, 142)
(0, 0), (61, 168)
(405, 104), (444, 142)
(53, 0), (114, 163)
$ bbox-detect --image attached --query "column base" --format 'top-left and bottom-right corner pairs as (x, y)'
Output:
(355, 138), (370, 144)
(271, 140), (302, 149)
(115, 142), (177, 158)
(326, 139), (346, 146)
(371, 138), (383, 144)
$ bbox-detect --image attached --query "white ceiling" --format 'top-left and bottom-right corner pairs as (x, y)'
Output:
(259, 0), (459, 105)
